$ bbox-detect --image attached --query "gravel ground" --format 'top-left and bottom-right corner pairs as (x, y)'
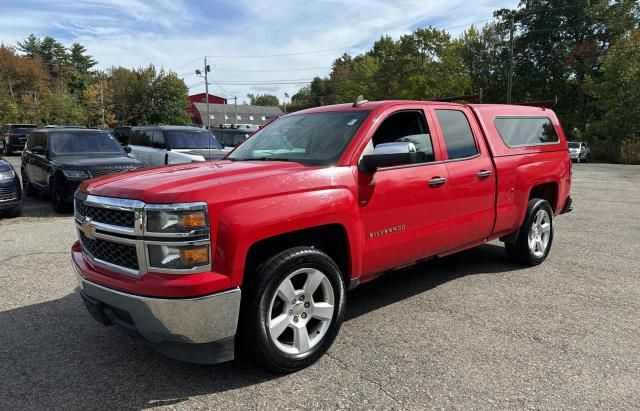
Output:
(1, 156), (639, 410)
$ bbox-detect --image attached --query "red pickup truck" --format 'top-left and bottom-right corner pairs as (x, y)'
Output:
(72, 100), (572, 373)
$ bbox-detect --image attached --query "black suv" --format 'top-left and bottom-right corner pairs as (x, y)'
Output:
(21, 128), (144, 213)
(1, 124), (38, 155)
(0, 156), (22, 217)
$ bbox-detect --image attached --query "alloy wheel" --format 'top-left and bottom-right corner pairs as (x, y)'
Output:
(267, 267), (335, 355)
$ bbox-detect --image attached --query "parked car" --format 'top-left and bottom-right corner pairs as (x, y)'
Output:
(1, 124), (37, 155)
(72, 100), (572, 373)
(210, 125), (258, 148)
(0, 156), (22, 217)
(568, 141), (590, 162)
(21, 128), (144, 213)
(128, 125), (228, 166)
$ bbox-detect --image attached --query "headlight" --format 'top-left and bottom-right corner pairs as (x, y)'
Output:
(147, 244), (210, 270)
(63, 169), (90, 179)
(146, 205), (208, 234)
(0, 169), (15, 181)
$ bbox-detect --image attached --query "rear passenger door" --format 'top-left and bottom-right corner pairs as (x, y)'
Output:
(429, 106), (496, 250)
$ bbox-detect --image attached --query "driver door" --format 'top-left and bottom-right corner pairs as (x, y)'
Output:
(357, 106), (451, 275)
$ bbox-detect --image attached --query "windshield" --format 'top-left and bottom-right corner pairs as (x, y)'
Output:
(568, 142), (580, 149)
(49, 132), (124, 156)
(165, 131), (222, 149)
(228, 111), (370, 165)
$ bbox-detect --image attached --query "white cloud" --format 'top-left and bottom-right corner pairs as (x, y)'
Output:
(0, 0), (517, 103)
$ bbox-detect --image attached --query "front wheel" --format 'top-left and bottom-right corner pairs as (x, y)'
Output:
(51, 177), (71, 214)
(239, 247), (346, 373)
(505, 198), (554, 266)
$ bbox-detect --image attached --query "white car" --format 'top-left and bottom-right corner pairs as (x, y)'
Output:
(128, 126), (229, 166)
(568, 141), (590, 162)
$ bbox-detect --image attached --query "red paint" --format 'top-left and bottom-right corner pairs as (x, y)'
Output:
(73, 100), (571, 298)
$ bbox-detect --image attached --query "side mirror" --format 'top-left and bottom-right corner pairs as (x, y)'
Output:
(124, 146), (132, 154)
(31, 146), (46, 155)
(359, 142), (417, 173)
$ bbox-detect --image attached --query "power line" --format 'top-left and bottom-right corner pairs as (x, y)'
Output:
(205, 42), (371, 58)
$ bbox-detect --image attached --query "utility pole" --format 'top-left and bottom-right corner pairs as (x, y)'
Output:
(99, 76), (105, 128)
(507, 15), (514, 104)
(233, 96), (237, 124)
(204, 57), (211, 129)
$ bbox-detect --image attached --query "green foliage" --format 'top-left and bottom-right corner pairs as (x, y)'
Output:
(2, 37), (190, 127)
(246, 93), (279, 106)
(589, 30), (640, 143)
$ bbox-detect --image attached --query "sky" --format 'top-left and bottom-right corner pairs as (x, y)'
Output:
(1, 0), (518, 104)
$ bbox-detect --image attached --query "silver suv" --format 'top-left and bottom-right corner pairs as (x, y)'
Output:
(568, 141), (590, 163)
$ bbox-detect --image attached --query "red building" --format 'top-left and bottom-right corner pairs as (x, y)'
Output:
(186, 93), (227, 125)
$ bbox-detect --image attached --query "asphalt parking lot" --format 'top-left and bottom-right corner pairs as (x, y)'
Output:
(1, 156), (639, 410)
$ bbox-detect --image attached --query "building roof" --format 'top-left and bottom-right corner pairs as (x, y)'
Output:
(193, 103), (283, 126)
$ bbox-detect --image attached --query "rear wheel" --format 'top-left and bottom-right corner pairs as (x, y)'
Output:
(239, 247), (346, 373)
(505, 198), (554, 266)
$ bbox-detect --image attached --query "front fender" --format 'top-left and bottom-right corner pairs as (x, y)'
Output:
(213, 188), (363, 287)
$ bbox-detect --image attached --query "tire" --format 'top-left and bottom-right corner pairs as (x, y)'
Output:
(51, 177), (71, 214)
(4, 146), (12, 156)
(239, 247), (346, 373)
(21, 169), (37, 197)
(505, 198), (554, 266)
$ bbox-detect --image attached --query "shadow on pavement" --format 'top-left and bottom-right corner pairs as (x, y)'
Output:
(0, 243), (522, 408)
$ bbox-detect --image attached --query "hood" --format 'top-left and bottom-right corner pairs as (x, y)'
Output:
(0, 158), (13, 172)
(81, 160), (309, 203)
(173, 148), (230, 160)
(52, 155), (144, 169)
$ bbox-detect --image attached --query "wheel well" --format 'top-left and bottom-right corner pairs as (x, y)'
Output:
(529, 182), (558, 211)
(244, 224), (351, 283)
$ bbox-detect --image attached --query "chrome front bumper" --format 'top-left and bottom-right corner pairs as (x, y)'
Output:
(74, 268), (241, 364)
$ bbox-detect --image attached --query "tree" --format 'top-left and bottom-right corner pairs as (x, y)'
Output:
(589, 30), (640, 142)
(247, 93), (279, 106)
(0, 91), (19, 124)
(68, 43), (96, 96)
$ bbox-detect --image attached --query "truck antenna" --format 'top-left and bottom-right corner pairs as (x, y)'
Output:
(353, 95), (368, 107)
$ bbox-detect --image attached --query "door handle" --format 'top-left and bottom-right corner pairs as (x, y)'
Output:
(477, 170), (492, 179)
(428, 177), (447, 187)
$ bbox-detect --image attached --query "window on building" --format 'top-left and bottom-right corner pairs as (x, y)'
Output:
(249, 116), (254, 121)
(261, 116), (266, 121)
(237, 115), (242, 121)
(435, 110), (478, 160)
(210, 115), (215, 120)
(224, 115), (229, 120)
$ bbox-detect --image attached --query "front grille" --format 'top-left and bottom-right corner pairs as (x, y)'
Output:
(89, 166), (135, 178)
(0, 186), (18, 202)
(76, 199), (135, 228)
(79, 232), (139, 270)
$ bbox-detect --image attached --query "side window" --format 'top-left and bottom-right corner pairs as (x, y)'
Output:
(152, 131), (166, 148)
(131, 130), (151, 147)
(494, 117), (559, 147)
(25, 132), (34, 149)
(371, 110), (435, 163)
(30, 132), (46, 150)
(435, 110), (478, 160)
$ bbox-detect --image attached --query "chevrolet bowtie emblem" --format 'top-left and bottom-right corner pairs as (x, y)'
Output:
(80, 218), (96, 238)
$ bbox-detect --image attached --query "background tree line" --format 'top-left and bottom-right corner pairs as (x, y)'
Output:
(0, 34), (190, 127)
(291, 0), (639, 162)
